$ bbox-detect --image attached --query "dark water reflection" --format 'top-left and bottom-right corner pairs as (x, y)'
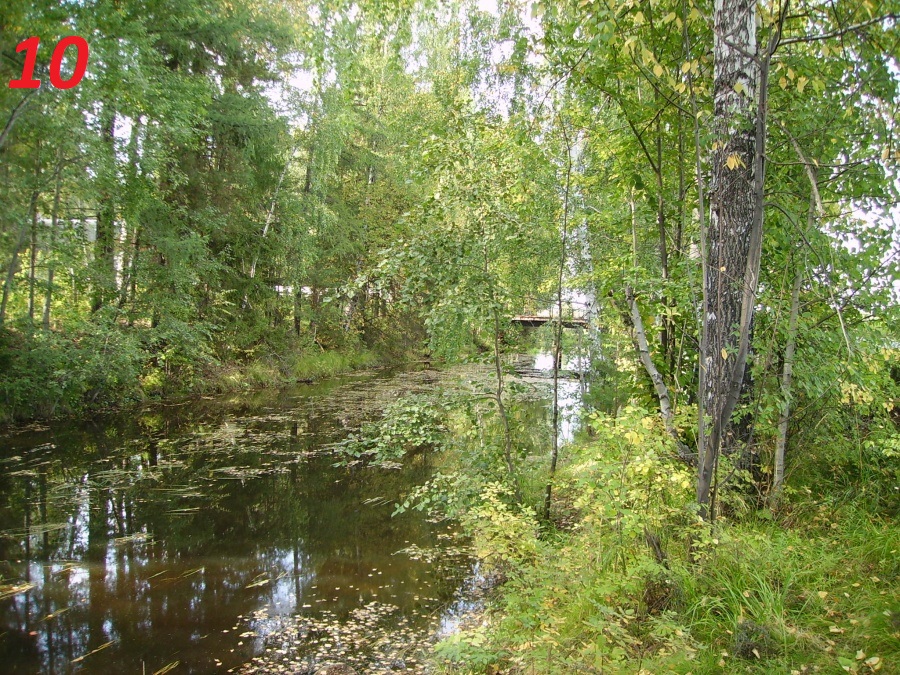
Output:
(0, 369), (472, 674)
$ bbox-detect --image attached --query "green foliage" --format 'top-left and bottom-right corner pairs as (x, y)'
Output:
(338, 393), (447, 465)
(0, 322), (144, 420)
(428, 404), (899, 675)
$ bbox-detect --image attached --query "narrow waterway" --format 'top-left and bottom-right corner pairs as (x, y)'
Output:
(0, 360), (584, 674)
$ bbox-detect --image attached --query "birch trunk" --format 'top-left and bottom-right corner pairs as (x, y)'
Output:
(626, 286), (692, 460)
(772, 192), (811, 503)
(698, 0), (762, 519)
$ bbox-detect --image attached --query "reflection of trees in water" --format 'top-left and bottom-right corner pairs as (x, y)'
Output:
(0, 369), (471, 673)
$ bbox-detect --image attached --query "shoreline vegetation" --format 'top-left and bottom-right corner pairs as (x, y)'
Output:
(0, 323), (397, 425)
(419, 405), (899, 675)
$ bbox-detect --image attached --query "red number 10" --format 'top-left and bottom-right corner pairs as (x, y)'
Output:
(9, 36), (89, 90)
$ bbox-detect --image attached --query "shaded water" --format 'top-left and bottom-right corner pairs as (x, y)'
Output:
(0, 361), (583, 674)
(0, 369), (479, 674)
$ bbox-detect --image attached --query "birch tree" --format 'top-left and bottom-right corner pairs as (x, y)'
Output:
(697, 0), (767, 519)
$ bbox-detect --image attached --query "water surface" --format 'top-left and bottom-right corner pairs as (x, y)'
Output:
(0, 368), (472, 674)
(0, 360), (583, 674)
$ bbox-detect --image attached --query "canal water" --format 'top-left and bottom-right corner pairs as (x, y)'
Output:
(0, 362), (583, 674)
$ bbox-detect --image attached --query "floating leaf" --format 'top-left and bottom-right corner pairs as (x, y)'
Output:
(71, 641), (114, 664)
(0, 583), (35, 601)
(153, 661), (180, 675)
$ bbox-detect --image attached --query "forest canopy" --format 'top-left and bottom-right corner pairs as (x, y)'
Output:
(1, 0), (899, 672)
(1, 0), (897, 515)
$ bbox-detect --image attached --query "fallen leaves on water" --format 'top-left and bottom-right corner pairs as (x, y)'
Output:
(71, 640), (115, 663)
(238, 602), (432, 675)
(0, 582), (35, 601)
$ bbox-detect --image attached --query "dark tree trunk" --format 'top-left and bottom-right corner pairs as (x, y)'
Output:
(91, 110), (117, 314)
(0, 185), (39, 326)
(43, 153), (63, 330)
(698, 0), (761, 519)
(28, 195), (38, 322)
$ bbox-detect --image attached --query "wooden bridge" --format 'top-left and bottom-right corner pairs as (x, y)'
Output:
(510, 315), (588, 329)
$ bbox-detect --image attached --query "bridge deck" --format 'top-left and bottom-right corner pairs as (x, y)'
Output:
(511, 315), (588, 329)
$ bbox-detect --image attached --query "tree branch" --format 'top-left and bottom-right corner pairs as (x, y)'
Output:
(0, 89), (40, 151)
(779, 14), (896, 46)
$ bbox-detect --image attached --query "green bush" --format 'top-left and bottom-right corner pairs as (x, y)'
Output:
(337, 393), (446, 465)
(0, 321), (145, 420)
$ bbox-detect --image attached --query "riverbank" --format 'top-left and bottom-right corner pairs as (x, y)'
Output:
(424, 405), (899, 674)
(0, 323), (408, 424)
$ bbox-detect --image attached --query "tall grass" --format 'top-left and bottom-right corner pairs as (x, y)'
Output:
(431, 406), (899, 674)
(204, 348), (380, 393)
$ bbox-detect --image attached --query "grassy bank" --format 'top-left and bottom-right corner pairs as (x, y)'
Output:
(0, 324), (397, 424)
(422, 406), (898, 674)
(176, 347), (382, 395)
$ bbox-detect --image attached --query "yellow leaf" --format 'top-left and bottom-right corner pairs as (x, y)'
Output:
(689, 7), (701, 20)
(681, 61), (691, 74)
(726, 153), (745, 170)
(653, 63), (664, 77)
(856, 651), (866, 660)
(818, 591), (828, 599)
(734, 81), (746, 95)
(883, 147), (891, 160)
(721, 348), (728, 360)
(797, 76), (808, 93)
(779, 76), (788, 89)
(634, 11), (645, 24)
(663, 11), (677, 23)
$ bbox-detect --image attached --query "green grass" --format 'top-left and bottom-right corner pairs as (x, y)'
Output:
(201, 347), (382, 394)
(431, 406), (899, 674)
